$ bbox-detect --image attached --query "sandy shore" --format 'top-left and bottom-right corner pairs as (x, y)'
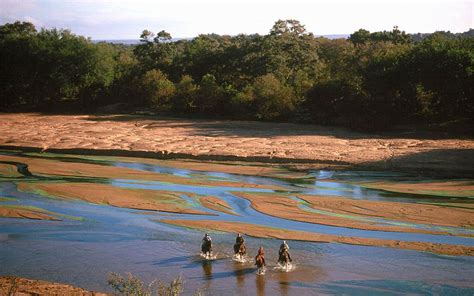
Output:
(160, 219), (474, 256)
(17, 182), (214, 215)
(233, 192), (473, 236)
(0, 113), (473, 176)
(297, 194), (474, 228)
(0, 276), (107, 295)
(0, 205), (61, 220)
(0, 154), (282, 190)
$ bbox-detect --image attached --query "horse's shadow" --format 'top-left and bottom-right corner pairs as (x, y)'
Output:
(202, 266), (255, 281)
(152, 255), (197, 267)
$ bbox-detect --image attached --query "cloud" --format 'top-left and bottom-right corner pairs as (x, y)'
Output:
(1, 0), (472, 39)
(0, 0), (39, 24)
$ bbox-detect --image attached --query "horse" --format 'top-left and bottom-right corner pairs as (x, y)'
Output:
(234, 242), (247, 257)
(255, 248), (266, 275)
(201, 239), (212, 258)
(277, 248), (292, 270)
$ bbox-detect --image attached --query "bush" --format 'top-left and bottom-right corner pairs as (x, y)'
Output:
(107, 272), (185, 296)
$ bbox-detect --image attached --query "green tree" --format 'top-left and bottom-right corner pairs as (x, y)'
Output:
(173, 75), (199, 112)
(251, 74), (297, 120)
(136, 69), (176, 109)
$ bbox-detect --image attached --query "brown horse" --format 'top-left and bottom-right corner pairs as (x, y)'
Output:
(255, 247), (266, 274)
(234, 242), (247, 256)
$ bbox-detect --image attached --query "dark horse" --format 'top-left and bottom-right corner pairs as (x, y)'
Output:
(201, 239), (212, 256)
(278, 248), (292, 266)
(234, 242), (247, 257)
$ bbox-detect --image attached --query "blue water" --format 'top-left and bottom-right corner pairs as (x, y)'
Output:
(0, 151), (473, 295)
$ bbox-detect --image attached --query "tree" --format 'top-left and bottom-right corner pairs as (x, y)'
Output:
(173, 75), (199, 112)
(195, 73), (226, 114)
(251, 74), (297, 120)
(270, 19), (307, 36)
(349, 29), (371, 46)
(136, 69), (175, 109)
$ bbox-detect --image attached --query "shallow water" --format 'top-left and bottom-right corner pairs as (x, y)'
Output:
(0, 151), (473, 295)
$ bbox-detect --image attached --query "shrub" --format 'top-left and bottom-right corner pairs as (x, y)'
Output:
(107, 272), (185, 296)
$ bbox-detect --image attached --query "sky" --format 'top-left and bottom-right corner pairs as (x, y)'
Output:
(0, 0), (472, 39)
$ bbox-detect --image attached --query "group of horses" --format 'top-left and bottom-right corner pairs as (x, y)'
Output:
(201, 234), (293, 274)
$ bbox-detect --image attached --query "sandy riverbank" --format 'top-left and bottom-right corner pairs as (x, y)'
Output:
(1, 113), (473, 176)
(0, 276), (107, 295)
(233, 192), (473, 236)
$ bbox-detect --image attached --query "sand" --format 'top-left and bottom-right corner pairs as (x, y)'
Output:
(198, 195), (237, 215)
(112, 157), (307, 179)
(0, 276), (107, 295)
(0, 204), (61, 221)
(297, 194), (474, 228)
(233, 192), (473, 236)
(0, 154), (283, 190)
(357, 181), (474, 198)
(0, 113), (473, 176)
(0, 163), (22, 178)
(17, 182), (211, 215)
(160, 219), (474, 256)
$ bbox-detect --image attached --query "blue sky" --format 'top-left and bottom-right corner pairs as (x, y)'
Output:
(0, 0), (472, 39)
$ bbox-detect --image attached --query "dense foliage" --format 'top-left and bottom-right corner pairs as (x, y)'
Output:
(1, 20), (473, 130)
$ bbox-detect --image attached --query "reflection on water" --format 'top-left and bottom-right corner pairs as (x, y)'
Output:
(256, 274), (266, 296)
(201, 260), (213, 280)
(0, 151), (473, 295)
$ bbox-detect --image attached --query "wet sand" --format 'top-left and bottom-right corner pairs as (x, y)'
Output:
(0, 276), (107, 295)
(160, 219), (474, 256)
(17, 182), (211, 215)
(1, 113), (473, 175)
(0, 205), (61, 220)
(234, 192), (472, 236)
(356, 181), (474, 198)
(112, 157), (307, 179)
(297, 194), (474, 228)
(0, 163), (22, 178)
(198, 195), (238, 215)
(0, 154), (283, 190)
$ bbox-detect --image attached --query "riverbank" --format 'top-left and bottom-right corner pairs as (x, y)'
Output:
(0, 276), (107, 295)
(1, 113), (473, 177)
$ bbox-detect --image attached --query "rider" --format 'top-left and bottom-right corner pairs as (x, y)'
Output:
(235, 233), (244, 245)
(278, 240), (292, 263)
(203, 233), (212, 243)
(279, 240), (289, 253)
(202, 233), (212, 254)
(234, 233), (246, 255)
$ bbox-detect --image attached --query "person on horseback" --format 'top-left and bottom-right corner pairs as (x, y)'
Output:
(234, 233), (246, 256)
(201, 233), (212, 255)
(255, 246), (266, 271)
(278, 240), (292, 264)
(236, 233), (244, 245)
(279, 240), (289, 253)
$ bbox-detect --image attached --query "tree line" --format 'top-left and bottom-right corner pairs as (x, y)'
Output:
(1, 20), (473, 130)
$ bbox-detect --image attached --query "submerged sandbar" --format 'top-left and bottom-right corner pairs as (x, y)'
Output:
(160, 219), (474, 256)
